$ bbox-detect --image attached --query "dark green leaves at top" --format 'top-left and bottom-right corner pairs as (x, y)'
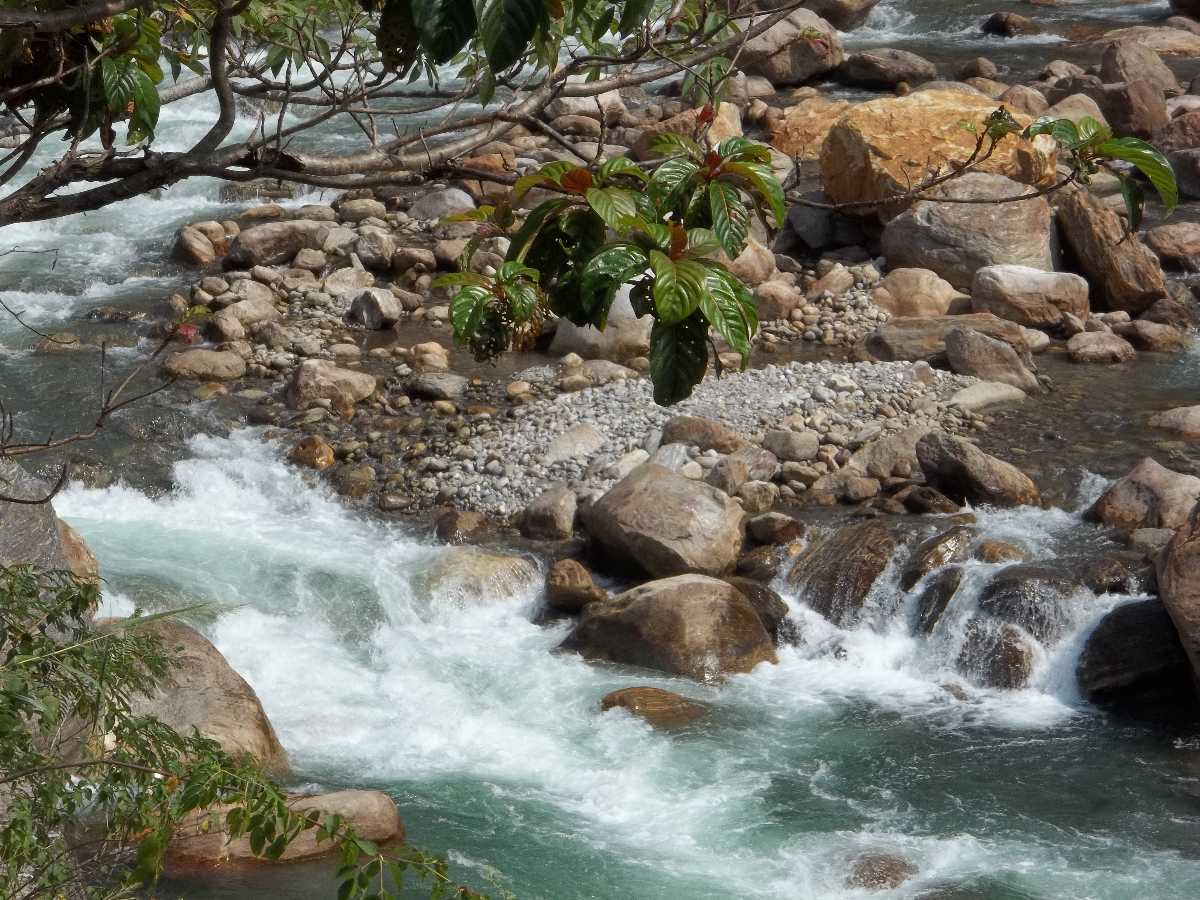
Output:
(480, 0), (546, 71)
(649, 132), (704, 161)
(1024, 115), (1082, 149)
(579, 242), (649, 328)
(649, 312), (709, 406)
(411, 0), (476, 63)
(585, 186), (637, 230)
(618, 0), (656, 36)
(449, 284), (492, 342)
(101, 57), (159, 143)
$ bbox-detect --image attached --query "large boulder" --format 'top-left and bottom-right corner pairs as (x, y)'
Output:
(784, 520), (896, 626)
(900, 525), (975, 590)
(1100, 40), (1181, 98)
(1087, 458), (1200, 532)
(820, 92), (1057, 210)
(916, 431), (1041, 507)
(225, 220), (328, 268)
(957, 619), (1037, 689)
(880, 173), (1055, 289)
(548, 288), (651, 362)
(584, 464), (745, 577)
(976, 564), (1080, 642)
(0, 460), (98, 580)
(872, 268), (968, 318)
(739, 10), (843, 86)
(943, 327), (1040, 393)
(162, 349), (246, 381)
(1144, 221), (1200, 268)
(119, 620), (289, 776)
(168, 789), (402, 864)
(1159, 505), (1200, 690)
(347, 287), (403, 329)
(1085, 25), (1200, 58)
(1056, 187), (1167, 315)
(1153, 111), (1200, 155)
(970, 265), (1089, 328)
(862, 313), (1030, 364)
(286, 360), (376, 408)
(769, 95), (853, 161)
(560, 575), (777, 681)
(1076, 599), (1192, 708)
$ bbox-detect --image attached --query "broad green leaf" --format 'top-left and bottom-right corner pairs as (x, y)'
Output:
(618, 0), (655, 36)
(649, 131), (704, 161)
(480, 0), (545, 71)
(411, 0), (477, 63)
(498, 260), (540, 283)
(719, 160), (786, 227)
(585, 186), (638, 230)
(1096, 136), (1179, 212)
(1023, 116), (1080, 149)
(649, 312), (709, 405)
(634, 220), (673, 253)
(597, 156), (650, 185)
(506, 198), (571, 262)
(513, 173), (551, 200)
(1075, 115), (1111, 148)
(707, 181), (749, 257)
(506, 281), (541, 322)
(649, 250), (705, 323)
(701, 267), (756, 366)
(450, 284), (493, 342)
(715, 137), (770, 163)
(650, 158), (701, 209)
(1115, 173), (1145, 233)
(685, 228), (722, 256)
(579, 242), (649, 326)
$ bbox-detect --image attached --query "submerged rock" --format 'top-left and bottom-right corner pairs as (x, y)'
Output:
(416, 547), (538, 605)
(599, 686), (707, 729)
(560, 575), (777, 681)
(914, 565), (964, 634)
(785, 521), (896, 626)
(847, 853), (919, 891)
(901, 525), (976, 590)
(545, 559), (607, 612)
(976, 564), (1081, 642)
(957, 620), (1037, 689)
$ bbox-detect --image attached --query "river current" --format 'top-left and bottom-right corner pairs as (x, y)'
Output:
(5, 2), (1200, 897)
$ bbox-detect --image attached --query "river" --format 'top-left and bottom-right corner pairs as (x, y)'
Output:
(5, 1), (1200, 897)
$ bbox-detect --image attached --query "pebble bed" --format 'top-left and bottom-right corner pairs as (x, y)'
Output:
(400, 360), (980, 516)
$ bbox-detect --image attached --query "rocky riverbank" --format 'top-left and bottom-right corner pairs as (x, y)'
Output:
(9, 3), (1200, 894)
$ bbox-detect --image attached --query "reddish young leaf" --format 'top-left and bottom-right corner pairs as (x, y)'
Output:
(560, 168), (594, 194)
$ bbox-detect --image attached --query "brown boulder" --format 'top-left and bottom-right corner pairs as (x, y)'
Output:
(900, 525), (976, 590)
(660, 415), (746, 453)
(1056, 188), (1167, 315)
(862, 313), (1030, 364)
(1066, 330), (1137, 364)
(560, 575), (778, 681)
(168, 790), (401, 864)
(1159, 505), (1200, 690)
(957, 620), (1036, 688)
(584, 465), (745, 577)
(1076, 598), (1192, 707)
(119, 619), (289, 777)
(847, 853), (919, 891)
(288, 436), (335, 470)
(916, 431), (1041, 507)
(1087, 458), (1200, 531)
(943, 327), (1040, 394)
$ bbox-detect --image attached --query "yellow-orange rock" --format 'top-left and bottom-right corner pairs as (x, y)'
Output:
(819, 90), (1057, 212)
(600, 686), (707, 729)
(288, 435), (336, 470)
(770, 95), (852, 161)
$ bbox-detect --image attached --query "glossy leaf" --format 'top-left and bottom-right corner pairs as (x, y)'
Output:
(648, 132), (704, 161)
(649, 312), (709, 405)
(649, 250), (705, 323)
(707, 180), (749, 257)
(585, 186), (638, 230)
(701, 267), (755, 366)
(597, 156), (649, 185)
(719, 160), (786, 227)
(411, 0), (476, 63)
(1115, 173), (1145, 234)
(480, 0), (545, 71)
(450, 284), (493, 341)
(1096, 136), (1179, 212)
(506, 198), (571, 262)
(579, 242), (648, 326)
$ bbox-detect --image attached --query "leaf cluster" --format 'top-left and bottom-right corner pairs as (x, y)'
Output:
(440, 133), (782, 405)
